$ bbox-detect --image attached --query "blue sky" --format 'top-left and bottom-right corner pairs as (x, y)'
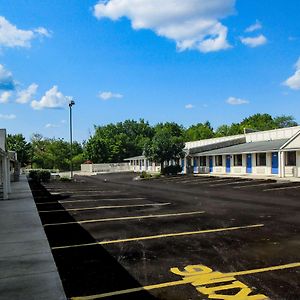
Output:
(0, 0), (300, 142)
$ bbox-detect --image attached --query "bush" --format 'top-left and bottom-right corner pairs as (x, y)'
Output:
(39, 170), (51, 182)
(29, 170), (39, 181)
(140, 171), (151, 179)
(28, 170), (51, 182)
(161, 165), (182, 175)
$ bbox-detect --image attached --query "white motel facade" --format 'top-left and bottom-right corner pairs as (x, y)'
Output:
(125, 126), (300, 179)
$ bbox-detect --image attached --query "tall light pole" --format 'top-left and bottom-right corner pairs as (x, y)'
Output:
(69, 99), (75, 178)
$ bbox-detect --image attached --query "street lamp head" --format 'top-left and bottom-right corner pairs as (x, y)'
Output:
(69, 99), (75, 107)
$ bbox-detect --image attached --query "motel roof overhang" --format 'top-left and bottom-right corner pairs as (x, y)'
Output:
(186, 137), (246, 156)
(192, 138), (290, 156)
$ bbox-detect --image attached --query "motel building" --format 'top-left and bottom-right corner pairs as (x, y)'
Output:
(0, 129), (18, 199)
(126, 126), (300, 179)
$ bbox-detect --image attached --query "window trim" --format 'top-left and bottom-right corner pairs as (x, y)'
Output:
(215, 155), (223, 166)
(256, 153), (266, 166)
(233, 154), (243, 166)
(285, 151), (296, 166)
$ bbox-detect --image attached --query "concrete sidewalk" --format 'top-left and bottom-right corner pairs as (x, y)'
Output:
(0, 175), (66, 300)
(194, 173), (300, 182)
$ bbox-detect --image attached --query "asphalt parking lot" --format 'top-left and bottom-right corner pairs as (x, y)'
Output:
(29, 173), (300, 300)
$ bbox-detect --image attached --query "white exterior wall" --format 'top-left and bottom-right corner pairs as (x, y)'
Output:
(81, 163), (131, 173)
(0, 129), (11, 199)
(246, 126), (300, 143)
(251, 153), (273, 176)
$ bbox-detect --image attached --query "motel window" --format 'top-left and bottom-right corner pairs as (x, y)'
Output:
(200, 156), (206, 166)
(285, 151), (296, 166)
(256, 153), (266, 166)
(233, 154), (242, 166)
(215, 155), (223, 166)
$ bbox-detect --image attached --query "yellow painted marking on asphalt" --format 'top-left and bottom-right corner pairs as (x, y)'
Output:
(36, 197), (146, 205)
(70, 262), (300, 299)
(52, 224), (264, 250)
(263, 185), (300, 192)
(71, 280), (187, 299)
(43, 211), (206, 227)
(39, 202), (170, 213)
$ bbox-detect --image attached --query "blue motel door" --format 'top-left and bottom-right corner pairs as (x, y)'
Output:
(272, 152), (279, 174)
(226, 155), (231, 173)
(209, 156), (213, 173)
(246, 154), (252, 173)
(193, 158), (197, 173)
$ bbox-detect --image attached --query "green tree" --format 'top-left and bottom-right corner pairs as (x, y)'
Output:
(240, 113), (276, 131)
(144, 122), (185, 171)
(185, 121), (214, 141)
(273, 115), (298, 128)
(31, 134), (84, 170)
(84, 119), (154, 163)
(215, 123), (243, 137)
(6, 134), (31, 167)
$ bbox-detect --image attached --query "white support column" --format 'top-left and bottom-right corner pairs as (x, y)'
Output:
(7, 158), (11, 193)
(279, 151), (285, 178)
(2, 156), (8, 199)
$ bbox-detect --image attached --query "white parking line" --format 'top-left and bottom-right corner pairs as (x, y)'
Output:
(209, 180), (251, 187)
(39, 202), (171, 213)
(187, 178), (237, 185)
(263, 185), (300, 192)
(43, 211), (206, 226)
(234, 182), (278, 189)
(36, 197), (146, 205)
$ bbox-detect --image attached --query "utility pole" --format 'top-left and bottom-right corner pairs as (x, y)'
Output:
(69, 99), (75, 178)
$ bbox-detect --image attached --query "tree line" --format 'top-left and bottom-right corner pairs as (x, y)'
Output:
(7, 113), (298, 170)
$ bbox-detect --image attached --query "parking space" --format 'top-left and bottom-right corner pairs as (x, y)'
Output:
(29, 173), (300, 299)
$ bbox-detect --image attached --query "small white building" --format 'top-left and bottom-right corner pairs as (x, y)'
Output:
(124, 155), (162, 173)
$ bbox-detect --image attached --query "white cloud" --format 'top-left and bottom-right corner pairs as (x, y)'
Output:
(45, 123), (60, 128)
(226, 96), (249, 105)
(0, 64), (15, 90)
(0, 113), (16, 119)
(93, 0), (235, 53)
(245, 20), (262, 33)
(98, 91), (123, 100)
(283, 57), (300, 90)
(240, 34), (267, 48)
(31, 86), (72, 110)
(0, 91), (12, 103)
(0, 16), (50, 49)
(34, 27), (52, 37)
(16, 83), (38, 104)
(185, 104), (195, 109)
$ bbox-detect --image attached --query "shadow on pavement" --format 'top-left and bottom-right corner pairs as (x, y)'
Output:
(29, 181), (157, 299)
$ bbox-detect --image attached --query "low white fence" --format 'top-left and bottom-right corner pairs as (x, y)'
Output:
(81, 163), (131, 173)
